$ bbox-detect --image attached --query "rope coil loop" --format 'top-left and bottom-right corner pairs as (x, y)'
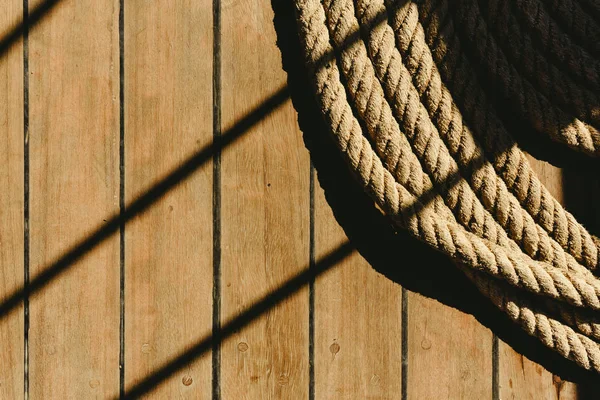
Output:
(292, 0), (600, 371)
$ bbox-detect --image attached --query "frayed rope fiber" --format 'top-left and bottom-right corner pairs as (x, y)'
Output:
(291, 0), (600, 371)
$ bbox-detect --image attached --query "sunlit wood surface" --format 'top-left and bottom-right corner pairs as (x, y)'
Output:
(0, 0), (598, 398)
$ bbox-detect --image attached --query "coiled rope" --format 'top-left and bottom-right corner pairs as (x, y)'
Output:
(291, 0), (600, 371)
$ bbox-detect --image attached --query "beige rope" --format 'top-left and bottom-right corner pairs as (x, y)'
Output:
(291, 0), (600, 372)
(411, 0), (600, 269)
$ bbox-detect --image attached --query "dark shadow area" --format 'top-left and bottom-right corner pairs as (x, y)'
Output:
(432, 0), (600, 173)
(471, 0), (600, 172)
(423, 7), (600, 395)
(426, 0), (600, 314)
(563, 172), (600, 244)
(271, 0), (600, 394)
(0, 86), (289, 319)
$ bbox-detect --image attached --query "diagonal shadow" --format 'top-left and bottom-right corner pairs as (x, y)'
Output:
(0, 4), (394, 321)
(0, 86), (289, 319)
(7, 0), (596, 394)
(0, 0), (536, 396)
(0, 0), (62, 57)
(120, 241), (354, 399)
(120, 2), (600, 397)
(117, 148), (465, 398)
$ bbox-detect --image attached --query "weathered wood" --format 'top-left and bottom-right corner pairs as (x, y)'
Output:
(498, 156), (577, 400)
(499, 339), (577, 400)
(28, 0), (120, 397)
(123, 0), (213, 397)
(407, 292), (493, 399)
(220, 0), (310, 396)
(11, 0), (600, 397)
(0, 2), (24, 398)
(313, 180), (403, 398)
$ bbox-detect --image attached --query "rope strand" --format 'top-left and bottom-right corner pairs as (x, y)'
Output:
(291, 0), (600, 373)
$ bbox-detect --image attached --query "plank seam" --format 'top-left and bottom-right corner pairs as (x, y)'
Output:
(492, 335), (499, 400)
(401, 289), (408, 400)
(309, 163), (315, 400)
(22, 0), (29, 397)
(119, 0), (125, 396)
(212, 0), (222, 397)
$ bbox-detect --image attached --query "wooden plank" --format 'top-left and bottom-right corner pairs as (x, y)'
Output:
(0, 2), (24, 398)
(28, 0), (120, 397)
(407, 292), (492, 399)
(497, 156), (577, 400)
(123, 0), (213, 397)
(220, 0), (310, 396)
(498, 335), (576, 400)
(313, 182), (403, 398)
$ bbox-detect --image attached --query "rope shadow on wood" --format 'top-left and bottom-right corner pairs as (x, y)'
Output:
(1, 0), (598, 395)
(0, 0), (402, 323)
(118, 129), (467, 398)
(112, 2), (600, 394)
(0, 11), (404, 398)
(273, 0), (600, 391)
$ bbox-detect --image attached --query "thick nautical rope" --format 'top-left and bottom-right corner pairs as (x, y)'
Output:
(291, 0), (600, 372)
(408, 0), (600, 267)
(543, 0), (600, 56)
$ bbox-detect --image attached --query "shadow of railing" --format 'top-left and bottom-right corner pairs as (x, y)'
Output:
(120, 241), (354, 399)
(0, 0), (402, 322)
(118, 0), (600, 395)
(118, 0), (600, 396)
(0, 86), (289, 319)
(2, 0), (600, 397)
(0, 0), (62, 57)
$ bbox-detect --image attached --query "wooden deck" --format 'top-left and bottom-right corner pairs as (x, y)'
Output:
(1, 0), (599, 398)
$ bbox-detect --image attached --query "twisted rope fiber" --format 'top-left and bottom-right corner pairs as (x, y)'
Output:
(453, 0), (600, 156)
(509, 0), (600, 89)
(362, 0), (600, 355)
(291, 0), (600, 371)
(404, 0), (600, 270)
(485, 0), (600, 126)
(410, 0), (600, 345)
(351, 0), (599, 280)
(542, 0), (600, 56)
(352, 0), (600, 357)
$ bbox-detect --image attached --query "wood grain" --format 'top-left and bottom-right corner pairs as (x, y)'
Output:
(497, 156), (577, 400)
(124, 0), (213, 397)
(220, 0), (310, 397)
(28, 0), (120, 397)
(499, 335), (576, 400)
(407, 293), (492, 399)
(313, 180), (403, 399)
(0, 2), (24, 398)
